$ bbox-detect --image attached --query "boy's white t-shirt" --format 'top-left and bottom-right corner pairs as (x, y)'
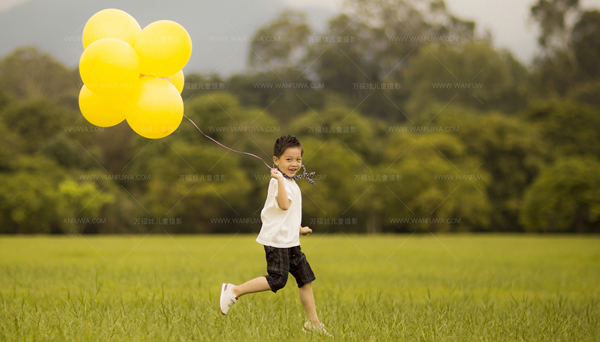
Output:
(256, 177), (302, 248)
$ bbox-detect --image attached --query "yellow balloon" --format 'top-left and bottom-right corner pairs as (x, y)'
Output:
(134, 20), (192, 77)
(78, 85), (135, 127)
(167, 70), (184, 94)
(82, 9), (142, 49)
(79, 38), (140, 94)
(126, 77), (183, 139)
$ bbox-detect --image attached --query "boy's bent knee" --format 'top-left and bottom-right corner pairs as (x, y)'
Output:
(265, 273), (288, 293)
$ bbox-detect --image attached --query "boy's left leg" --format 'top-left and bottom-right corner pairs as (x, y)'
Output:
(299, 282), (319, 325)
(289, 247), (331, 336)
(289, 246), (319, 324)
(299, 282), (331, 336)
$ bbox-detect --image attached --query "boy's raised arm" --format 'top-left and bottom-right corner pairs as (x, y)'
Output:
(271, 168), (290, 210)
(275, 178), (290, 210)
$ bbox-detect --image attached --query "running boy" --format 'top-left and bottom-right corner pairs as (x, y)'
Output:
(219, 135), (329, 336)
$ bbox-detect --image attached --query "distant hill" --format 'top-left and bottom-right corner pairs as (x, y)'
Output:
(0, 0), (334, 75)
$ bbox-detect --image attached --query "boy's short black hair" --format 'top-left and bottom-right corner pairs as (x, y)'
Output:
(273, 135), (303, 158)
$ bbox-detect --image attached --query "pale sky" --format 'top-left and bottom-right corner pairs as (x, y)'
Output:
(2, 0), (600, 66)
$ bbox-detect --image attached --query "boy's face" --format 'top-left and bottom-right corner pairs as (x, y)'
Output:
(273, 147), (302, 178)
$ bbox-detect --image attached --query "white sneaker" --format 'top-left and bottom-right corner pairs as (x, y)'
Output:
(219, 283), (237, 315)
(302, 321), (332, 337)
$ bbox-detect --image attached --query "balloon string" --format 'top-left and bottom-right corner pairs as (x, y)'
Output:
(183, 114), (272, 169)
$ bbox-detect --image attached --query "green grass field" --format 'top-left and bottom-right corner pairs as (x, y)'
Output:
(1, 234), (599, 341)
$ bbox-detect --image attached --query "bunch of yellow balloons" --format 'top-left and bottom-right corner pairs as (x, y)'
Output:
(78, 9), (191, 139)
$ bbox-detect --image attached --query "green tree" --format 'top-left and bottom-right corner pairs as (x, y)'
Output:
(287, 105), (384, 165)
(180, 92), (253, 145)
(0, 156), (63, 233)
(1, 98), (73, 154)
(57, 179), (115, 234)
(403, 42), (529, 117)
(249, 10), (311, 70)
(0, 118), (22, 171)
(227, 70), (325, 125)
(41, 132), (101, 170)
(438, 108), (548, 231)
(530, 0), (579, 96)
(521, 157), (600, 233)
(529, 2), (600, 96)
(374, 132), (490, 233)
(311, 0), (476, 120)
(291, 137), (370, 233)
(531, 0), (580, 53)
(0, 155), (113, 234)
(529, 49), (575, 97)
(526, 99), (600, 158)
(0, 47), (79, 101)
(567, 80), (600, 108)
(571, 10), (600, 82)
(138, 141), (252, 233)
(242, 10), (328, 122)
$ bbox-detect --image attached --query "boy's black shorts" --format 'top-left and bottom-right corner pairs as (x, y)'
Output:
(264, 245), (316, 293)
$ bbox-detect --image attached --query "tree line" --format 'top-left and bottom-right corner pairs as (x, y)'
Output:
(0, 0), (598, 234)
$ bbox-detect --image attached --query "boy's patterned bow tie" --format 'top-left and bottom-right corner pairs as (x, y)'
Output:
(274, 164), (317, 185)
